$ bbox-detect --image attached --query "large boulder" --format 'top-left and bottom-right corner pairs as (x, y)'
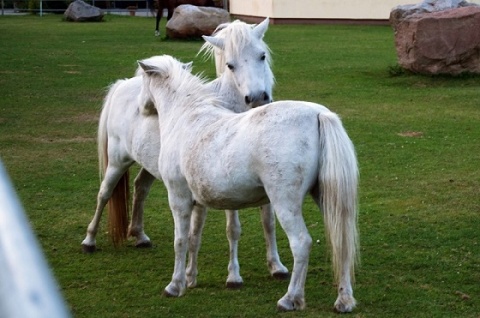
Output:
(64, 0), (104, 22)
(390, 0), (476, 28)
(391, 1), (480, 75)
(166, 4), (230, 39)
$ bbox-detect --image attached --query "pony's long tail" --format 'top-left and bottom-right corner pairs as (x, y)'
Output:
(98, 81), (130, 247)
(317, 111), (359, 284)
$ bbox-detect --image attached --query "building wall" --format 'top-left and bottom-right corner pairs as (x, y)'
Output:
(229, 0), (480, 22)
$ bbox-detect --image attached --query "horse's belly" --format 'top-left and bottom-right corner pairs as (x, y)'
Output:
(193, 185), (269, 210)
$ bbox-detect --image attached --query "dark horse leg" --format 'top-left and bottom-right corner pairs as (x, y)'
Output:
(155, 0), (167, 36)
(166, 0), (175, 19)
(155, 0), (177, 36)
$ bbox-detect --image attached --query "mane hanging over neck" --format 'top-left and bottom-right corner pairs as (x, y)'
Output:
(139, 55), (221, 110)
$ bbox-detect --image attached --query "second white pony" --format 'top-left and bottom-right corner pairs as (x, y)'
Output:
(139, 55), (359, 312)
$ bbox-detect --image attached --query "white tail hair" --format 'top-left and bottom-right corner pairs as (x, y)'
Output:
(98, 80), (130, 247)
(318, 111), (359, 284)
(98, 81), (124, 179)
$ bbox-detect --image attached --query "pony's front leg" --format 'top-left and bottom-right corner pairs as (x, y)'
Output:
(260, 204), (289, 279)
(225, 210), (243, 288)
(164, 199), (193, 298)
(186, 205), (208, 288)
(128, 168), (155, 248)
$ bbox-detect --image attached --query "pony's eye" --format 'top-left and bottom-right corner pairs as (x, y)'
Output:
(260, 54), (266, 61)
(226, 63), (235, 71)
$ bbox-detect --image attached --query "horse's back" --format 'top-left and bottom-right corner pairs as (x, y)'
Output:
(102, 76), (161, 177)
(176, 101), (331, 209)
(105, 77), (142, 135)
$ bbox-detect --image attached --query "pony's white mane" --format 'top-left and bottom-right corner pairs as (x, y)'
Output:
(133, 64), (156, 115)
(136, 55), (196, 115)
(198, 20), (273, 74)
(141, 55), (222, 110)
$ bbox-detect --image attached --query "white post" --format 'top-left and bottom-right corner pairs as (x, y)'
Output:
(0, 161), (70, 318)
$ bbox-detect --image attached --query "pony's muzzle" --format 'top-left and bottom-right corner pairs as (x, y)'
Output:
(245, 92), (271, 107)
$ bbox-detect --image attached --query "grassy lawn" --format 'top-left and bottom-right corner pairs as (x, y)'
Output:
(0, 14), (479, 317)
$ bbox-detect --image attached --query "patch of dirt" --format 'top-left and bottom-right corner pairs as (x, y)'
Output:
(397, 131), (424, 138)
(455, 290), (471, 300)
(34, 136), (95, 143)
(59, 64), (81, 75)
(56, 113), (99, 123)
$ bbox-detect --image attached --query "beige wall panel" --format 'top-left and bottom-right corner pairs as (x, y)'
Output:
(228, 0), (480, 20)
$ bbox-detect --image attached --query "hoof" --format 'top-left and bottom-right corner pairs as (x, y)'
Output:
(334, 295), (356, 313)
(277, 303), (291, 312)
(272, 271), (290, 280)
(334, 301), (355, 313)
(334, 304), (354, 313)
(226, 281), (243, 289)
(163, 289), (177, 298)
(277, 300), (295, 312)
(163, 283), (184, 297)
(82, 244), (96, 254)
(187, 279), (197, 289)
(277, 296), (305, 312)
(135, 241), (152, 248)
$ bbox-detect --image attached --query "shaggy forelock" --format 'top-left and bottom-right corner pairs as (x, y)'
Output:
(199, 20), (272, 66)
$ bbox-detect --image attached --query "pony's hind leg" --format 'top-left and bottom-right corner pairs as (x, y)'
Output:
(82, 164), (130, 253)
(128, 168), (155, 248)
(225, 210), (243, 288)
(268, 199), (312, 311)
(154, 0), (162, 36)
(155, 13), (161, 36)
(334, 267), (356, 313)
(312, 196), (357, 313)
(260, 204), (289, 279)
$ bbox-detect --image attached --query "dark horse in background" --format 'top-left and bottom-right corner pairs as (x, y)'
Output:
(155, 0), (219, 36)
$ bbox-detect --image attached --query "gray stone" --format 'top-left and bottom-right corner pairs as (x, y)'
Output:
(64, 0), (103, 22)
(166, 4), (230, 39)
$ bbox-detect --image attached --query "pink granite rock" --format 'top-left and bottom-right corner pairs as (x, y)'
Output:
(166, 4), (230, 39)
(391, 3), (480, 75)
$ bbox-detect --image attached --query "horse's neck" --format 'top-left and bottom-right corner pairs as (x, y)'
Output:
(155, 82), (228, 131)
(209, 75), (249, 114)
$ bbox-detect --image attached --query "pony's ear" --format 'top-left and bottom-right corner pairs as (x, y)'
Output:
(213, 22), (229, 35)
(253, 17), (269, 39)
(137, 60), (168, 77)
(137, 60), (155, 74)
(182, 61), (193, 71)
(202, 35), (225, 50)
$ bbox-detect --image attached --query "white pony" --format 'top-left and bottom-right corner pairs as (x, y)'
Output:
(138, 55), (360, 313)
(82, 18), (289, 287)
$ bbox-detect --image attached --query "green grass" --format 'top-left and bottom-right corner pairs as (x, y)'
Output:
(0, 14), (479, 317)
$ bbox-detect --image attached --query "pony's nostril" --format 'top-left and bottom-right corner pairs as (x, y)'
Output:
(245, 96), (251, 104)
(263, 92), (270, 101)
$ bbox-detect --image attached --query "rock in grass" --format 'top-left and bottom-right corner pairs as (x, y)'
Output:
(390, 0), (480, 75)
(166, 4), (230, 39)
(64, 0), (104, 22)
